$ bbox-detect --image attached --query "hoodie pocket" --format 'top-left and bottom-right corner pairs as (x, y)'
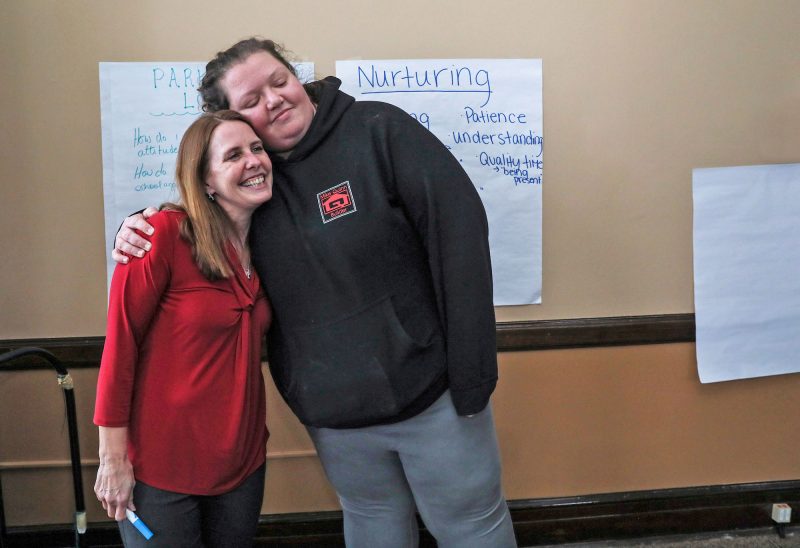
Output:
(284, 295), (440, 427)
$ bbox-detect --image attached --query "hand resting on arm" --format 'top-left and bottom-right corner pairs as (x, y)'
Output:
(112, 206), (159, 263)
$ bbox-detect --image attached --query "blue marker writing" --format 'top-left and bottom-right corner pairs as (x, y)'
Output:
(126, 509), (154, 540)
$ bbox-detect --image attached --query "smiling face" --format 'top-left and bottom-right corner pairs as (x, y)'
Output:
(204, 120), (273, 221)
(220, 51), (316, 153)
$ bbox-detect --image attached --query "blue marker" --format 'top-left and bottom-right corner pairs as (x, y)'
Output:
(126, 509), (154, 540)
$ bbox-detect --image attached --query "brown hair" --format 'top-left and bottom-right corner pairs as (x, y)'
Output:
(165, 110), (253, 280)
(198, 37), (321, 113)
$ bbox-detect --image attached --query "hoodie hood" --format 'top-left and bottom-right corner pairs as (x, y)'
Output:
(276, 76), (354, 164)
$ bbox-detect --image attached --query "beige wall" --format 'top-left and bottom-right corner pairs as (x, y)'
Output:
(2, 0), (799, 337)
(2, 0), (800, 528)
(0, 365), (338, 526)
(3, 345), (800, 526)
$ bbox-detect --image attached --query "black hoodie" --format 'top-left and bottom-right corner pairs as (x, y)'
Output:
(250, 77), (497, 428)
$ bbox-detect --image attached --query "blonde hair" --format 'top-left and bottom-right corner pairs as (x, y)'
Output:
(165, 110), (254, 280)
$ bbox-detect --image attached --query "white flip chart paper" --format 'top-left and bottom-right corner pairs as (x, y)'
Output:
(693, 163), (800, 382)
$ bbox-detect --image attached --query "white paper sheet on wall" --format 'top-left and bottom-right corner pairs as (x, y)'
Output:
(98, 61), (314, 293)
(692, 163), (800, 383)
(335, 59), (543, 306)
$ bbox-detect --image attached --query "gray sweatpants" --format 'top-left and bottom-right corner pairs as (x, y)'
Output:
(307, 391), (517, 548)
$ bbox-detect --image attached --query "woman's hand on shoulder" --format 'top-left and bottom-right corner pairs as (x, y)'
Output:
(112, 206), (159, 264)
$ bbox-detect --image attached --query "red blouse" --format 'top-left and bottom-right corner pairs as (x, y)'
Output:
(94, 210), (270, 495)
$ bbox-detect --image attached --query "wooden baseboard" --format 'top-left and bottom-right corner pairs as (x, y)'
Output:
(3, 480), (797, 547)
(508, 480), (800, 545)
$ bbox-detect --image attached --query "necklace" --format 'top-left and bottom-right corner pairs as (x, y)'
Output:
(232, 233), (252, 280)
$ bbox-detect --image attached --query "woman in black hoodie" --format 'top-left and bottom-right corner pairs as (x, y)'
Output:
(114, 38), (517, 548)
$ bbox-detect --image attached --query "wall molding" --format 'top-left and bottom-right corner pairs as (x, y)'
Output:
(2, 480), (796, 547)
(495, 313), (695, 351)
(0, 314), (696, 371)
(0, 337), (104, 371)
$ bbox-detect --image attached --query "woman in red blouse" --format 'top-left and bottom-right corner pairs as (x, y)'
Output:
(94, 110), (273, 547)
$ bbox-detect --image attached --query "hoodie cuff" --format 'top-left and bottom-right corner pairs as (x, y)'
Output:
(450, 378), (497, 416)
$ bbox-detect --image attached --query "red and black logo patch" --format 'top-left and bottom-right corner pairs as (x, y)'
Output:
(317, 181), (357, 223)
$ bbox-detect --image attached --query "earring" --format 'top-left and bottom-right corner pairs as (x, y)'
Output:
(207, 193), (215, 202)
